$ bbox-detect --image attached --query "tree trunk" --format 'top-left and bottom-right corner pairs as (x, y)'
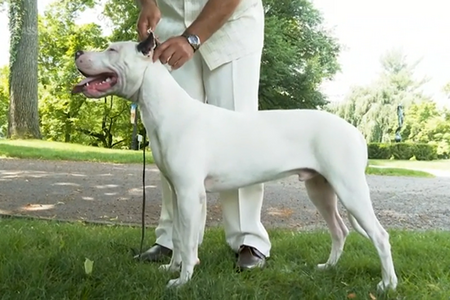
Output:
(7, 0), (41, 139)
(64, 117), (71, 142)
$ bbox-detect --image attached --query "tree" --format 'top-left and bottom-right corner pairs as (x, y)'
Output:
(7, 0), (41, 138)
(401, 101), (450, 158)
(38, 0), (104, 143)
(103, 0), (139, 42)
(259, 0), (340, 110)
(37, 0), (139, 148)
(74, 96), (133, 148)
(327, 49), (431, 143)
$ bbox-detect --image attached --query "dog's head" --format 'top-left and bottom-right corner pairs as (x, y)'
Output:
(72, 32), (158, 99)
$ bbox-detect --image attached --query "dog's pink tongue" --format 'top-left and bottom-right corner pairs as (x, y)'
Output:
(71, 77), (97, 94)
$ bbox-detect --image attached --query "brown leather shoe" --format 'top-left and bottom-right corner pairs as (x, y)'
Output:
(134, 244), (172, 262)
(236, 245), (266, 271)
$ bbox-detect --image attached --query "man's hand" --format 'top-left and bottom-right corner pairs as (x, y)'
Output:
(136, 0), (161, 41)
(153, 36), (194, 70)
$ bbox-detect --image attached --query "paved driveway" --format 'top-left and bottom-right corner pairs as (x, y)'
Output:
(1, 158), (449, 231)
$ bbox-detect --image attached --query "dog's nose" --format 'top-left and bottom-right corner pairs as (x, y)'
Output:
(75, 50), (84, 60)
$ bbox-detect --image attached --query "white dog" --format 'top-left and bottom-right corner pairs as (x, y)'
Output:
(72, 32), (398, 291)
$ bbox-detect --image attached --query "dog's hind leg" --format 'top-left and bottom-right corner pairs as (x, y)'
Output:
(165, 183), (205, 288)
(329, 173), (398, 291)
(305, 174), (349, 269)
(348, 213), (369, 239)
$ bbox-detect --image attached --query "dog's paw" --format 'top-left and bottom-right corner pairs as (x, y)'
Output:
(159, 263), (181, 273)
(377, 278), (397, 292)
(377, 281), (387, 292)
(158, 264), (171, 271)
(166, 278), (186, 289)
(317, 262), (335, 270)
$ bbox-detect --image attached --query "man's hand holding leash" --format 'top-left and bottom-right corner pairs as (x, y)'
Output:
(136, 0), (160, 40)
(136, 0), (242, 70)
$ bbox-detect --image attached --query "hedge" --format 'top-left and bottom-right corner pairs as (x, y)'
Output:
(367, 142), (438, 161)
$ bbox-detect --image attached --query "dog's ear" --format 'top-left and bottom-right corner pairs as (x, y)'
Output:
(137, 31), (158, 56)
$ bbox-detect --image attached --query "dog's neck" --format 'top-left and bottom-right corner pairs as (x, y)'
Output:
(135, 58), (195, 134)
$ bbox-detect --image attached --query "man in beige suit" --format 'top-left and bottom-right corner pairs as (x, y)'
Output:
(135, 0), (271, 270)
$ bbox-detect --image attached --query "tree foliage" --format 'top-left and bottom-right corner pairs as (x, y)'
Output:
(259, 0), (340, 109)
(103, 0), (139, 42)
(327, 49), (432, 143)
(37, 0), (138, 148)
(401, 101), (450, 158)
(0, 66), (9, 137)
(327, 48), (450, 158)
(38, 1), (105, 143)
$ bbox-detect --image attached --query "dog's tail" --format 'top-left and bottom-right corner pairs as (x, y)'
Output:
(348, 213), (369, 239)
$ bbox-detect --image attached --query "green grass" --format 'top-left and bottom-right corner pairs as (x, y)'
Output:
(365, 166), (435, 178)
(0, 139), (438, 177)
(0, 219), (449, 299)
(0, 139), (152, 164)
(369, 159), (450, 171)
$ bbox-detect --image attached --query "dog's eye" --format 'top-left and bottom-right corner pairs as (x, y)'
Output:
(108, 48), (117, 52)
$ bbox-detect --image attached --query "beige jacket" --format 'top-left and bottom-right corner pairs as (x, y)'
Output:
(154, 0), (265, 70)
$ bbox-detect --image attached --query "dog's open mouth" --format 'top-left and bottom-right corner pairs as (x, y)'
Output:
(72, 72), (118, 95)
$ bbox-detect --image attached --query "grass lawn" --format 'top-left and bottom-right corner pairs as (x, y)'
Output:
(365, 166), (434, 178)
(369, 159), (450, 172)
(0, 139), (150, 164)
(0, 139), (439, 178)
(0, 219), (449, 299)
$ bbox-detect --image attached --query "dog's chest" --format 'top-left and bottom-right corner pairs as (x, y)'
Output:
(147, 133), (167, 173)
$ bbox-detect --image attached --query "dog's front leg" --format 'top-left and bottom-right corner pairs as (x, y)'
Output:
(166, 185), (205, 288)
(159, 187), (182, 273)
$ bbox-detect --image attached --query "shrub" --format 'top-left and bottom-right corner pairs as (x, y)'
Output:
(390, 143), (414, 160)
(367, 143), (390, 159)
(367, 142), (437, 161)
(414, 143), (438, 160)
(429, 141), (450, 160)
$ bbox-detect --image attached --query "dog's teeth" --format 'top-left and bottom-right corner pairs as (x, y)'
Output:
(86, 83), (89, 86)
(105, 78), (111, 82)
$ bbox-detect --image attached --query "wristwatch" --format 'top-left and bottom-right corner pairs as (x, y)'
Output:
(181, 32), (201, 52)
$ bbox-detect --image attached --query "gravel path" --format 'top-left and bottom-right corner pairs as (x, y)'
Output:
(1, 158), (449, 231)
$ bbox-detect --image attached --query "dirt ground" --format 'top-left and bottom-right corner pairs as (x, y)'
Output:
(1, 158), (450, 232)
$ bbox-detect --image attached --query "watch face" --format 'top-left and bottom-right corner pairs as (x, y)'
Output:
(188, 35), (200, 47)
